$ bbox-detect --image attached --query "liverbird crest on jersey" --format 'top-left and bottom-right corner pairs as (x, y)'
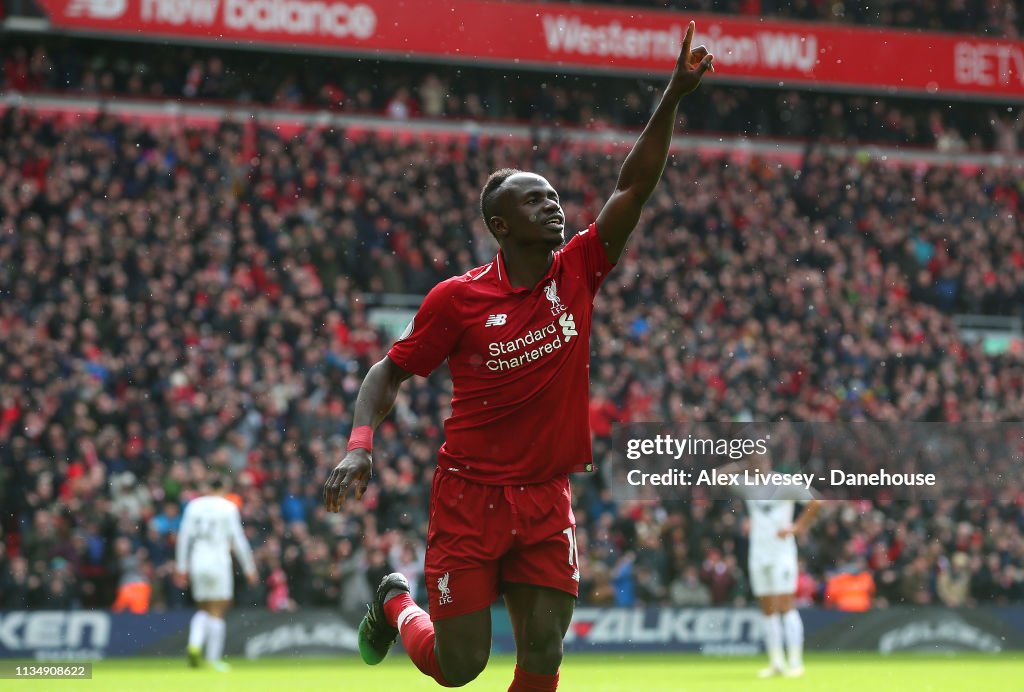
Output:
(545, 280), (566, 315)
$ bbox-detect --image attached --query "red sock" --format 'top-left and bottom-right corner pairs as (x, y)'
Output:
(508, 665), (559, 691)
(383, 593), (452, 687)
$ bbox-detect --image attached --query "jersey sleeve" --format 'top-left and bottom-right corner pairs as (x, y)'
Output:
(230, 505), (257, 576)
(387, 277), (463, 377)
(174, 502), (193, 568)
(558, 223), (616, 298)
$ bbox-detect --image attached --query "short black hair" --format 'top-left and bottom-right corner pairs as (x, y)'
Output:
(480, 168), (523, 235)
(209, 476), (226, 492)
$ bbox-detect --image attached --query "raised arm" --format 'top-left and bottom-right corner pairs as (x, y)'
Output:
(596, 21), (713, 263)
(323, 356), (413, 511)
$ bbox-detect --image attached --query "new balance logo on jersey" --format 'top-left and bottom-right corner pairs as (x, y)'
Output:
(437, 573), (453, 605)
(485, 314), (507, 327)
(559, 313), (577, 342)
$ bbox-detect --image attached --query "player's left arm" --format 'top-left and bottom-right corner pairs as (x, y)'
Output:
(595, 21), (713, 264)
(229, 506), (259, 585)
(173, 503), (193, 587)
(779, 499), (823, 538)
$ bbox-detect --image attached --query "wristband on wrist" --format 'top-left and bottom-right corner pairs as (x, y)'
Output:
(347, 425), (374, 452)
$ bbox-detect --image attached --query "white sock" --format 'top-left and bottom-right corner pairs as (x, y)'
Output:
(206, 616), (226, 662)
(764, 613), (785, 670)
(782, 609), (804, 669)
(188, 611), (209, 650)
(396, 604), (428, 636)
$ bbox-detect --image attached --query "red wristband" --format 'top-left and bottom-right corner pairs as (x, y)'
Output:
(347, 426), (374, 452)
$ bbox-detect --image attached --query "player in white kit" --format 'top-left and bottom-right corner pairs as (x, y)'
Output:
(175, 477), (258, 671)
(744, 484), (821, 679)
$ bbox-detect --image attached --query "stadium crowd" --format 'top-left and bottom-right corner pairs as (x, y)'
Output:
(0, 105), (1022, 615)
(3, 39), (1023, 155)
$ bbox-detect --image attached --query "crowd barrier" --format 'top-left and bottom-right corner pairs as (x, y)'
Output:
(1, 607), (1021, 659)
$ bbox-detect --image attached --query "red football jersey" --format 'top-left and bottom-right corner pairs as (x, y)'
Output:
(387, 223), (614, 485)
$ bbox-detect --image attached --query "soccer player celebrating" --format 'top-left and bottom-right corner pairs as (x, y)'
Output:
(323, 22), (713, 691)
(175, 477), (258, 672)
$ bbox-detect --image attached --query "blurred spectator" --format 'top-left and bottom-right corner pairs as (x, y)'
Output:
(669, 565), (713, 607)
(389, 535), (426, 601)
(991, 110), (1024, 155)
(794, 558), (818, 609)
(386, 87), (417, 120)
(586, 562), (618, 606)
(824, 557), (876, 611)
(613, 552), (637, 606)
(111, 537), (152, 614)
(937, 552), (972, 607)
(700, 549), (741, 605)
(266, 559), (296, 612)
(899, 554), (935, 605)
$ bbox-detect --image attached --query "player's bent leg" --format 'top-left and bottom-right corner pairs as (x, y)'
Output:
(503, 584), (574, 691)
(433, 608), (493, 686)
(371, 571), (492, 687)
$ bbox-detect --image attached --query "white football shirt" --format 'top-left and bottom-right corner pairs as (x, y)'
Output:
(738, 475), (814, 563)
(175, 495), (256, 575)
(746, 499), (798, 563)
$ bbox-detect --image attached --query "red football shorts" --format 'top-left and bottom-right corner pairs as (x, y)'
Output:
(424, 468), (580, 620)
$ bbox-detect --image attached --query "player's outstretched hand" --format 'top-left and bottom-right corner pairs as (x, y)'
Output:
(323, 449), (372, 511)
(668, 21), (714, 98)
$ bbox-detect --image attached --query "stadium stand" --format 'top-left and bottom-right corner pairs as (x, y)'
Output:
(2, 39), (1022, 154)
(1, 101), (1021, 614)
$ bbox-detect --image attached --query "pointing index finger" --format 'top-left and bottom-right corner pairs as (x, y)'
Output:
(681, 20), (694, 61)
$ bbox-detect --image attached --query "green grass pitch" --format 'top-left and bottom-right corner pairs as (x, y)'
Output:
(6, 653), (1023, 691)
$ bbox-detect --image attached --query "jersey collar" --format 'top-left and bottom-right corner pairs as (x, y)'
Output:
(494, 249), (559, 295)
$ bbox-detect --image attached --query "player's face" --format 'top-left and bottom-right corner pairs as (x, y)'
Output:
(495, 173), (564, 248)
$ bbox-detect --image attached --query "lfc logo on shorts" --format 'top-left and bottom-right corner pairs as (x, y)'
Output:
(437, 572), (453, 605)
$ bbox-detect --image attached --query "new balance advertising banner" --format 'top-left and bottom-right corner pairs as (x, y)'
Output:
(32, 0), (1023, 100)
